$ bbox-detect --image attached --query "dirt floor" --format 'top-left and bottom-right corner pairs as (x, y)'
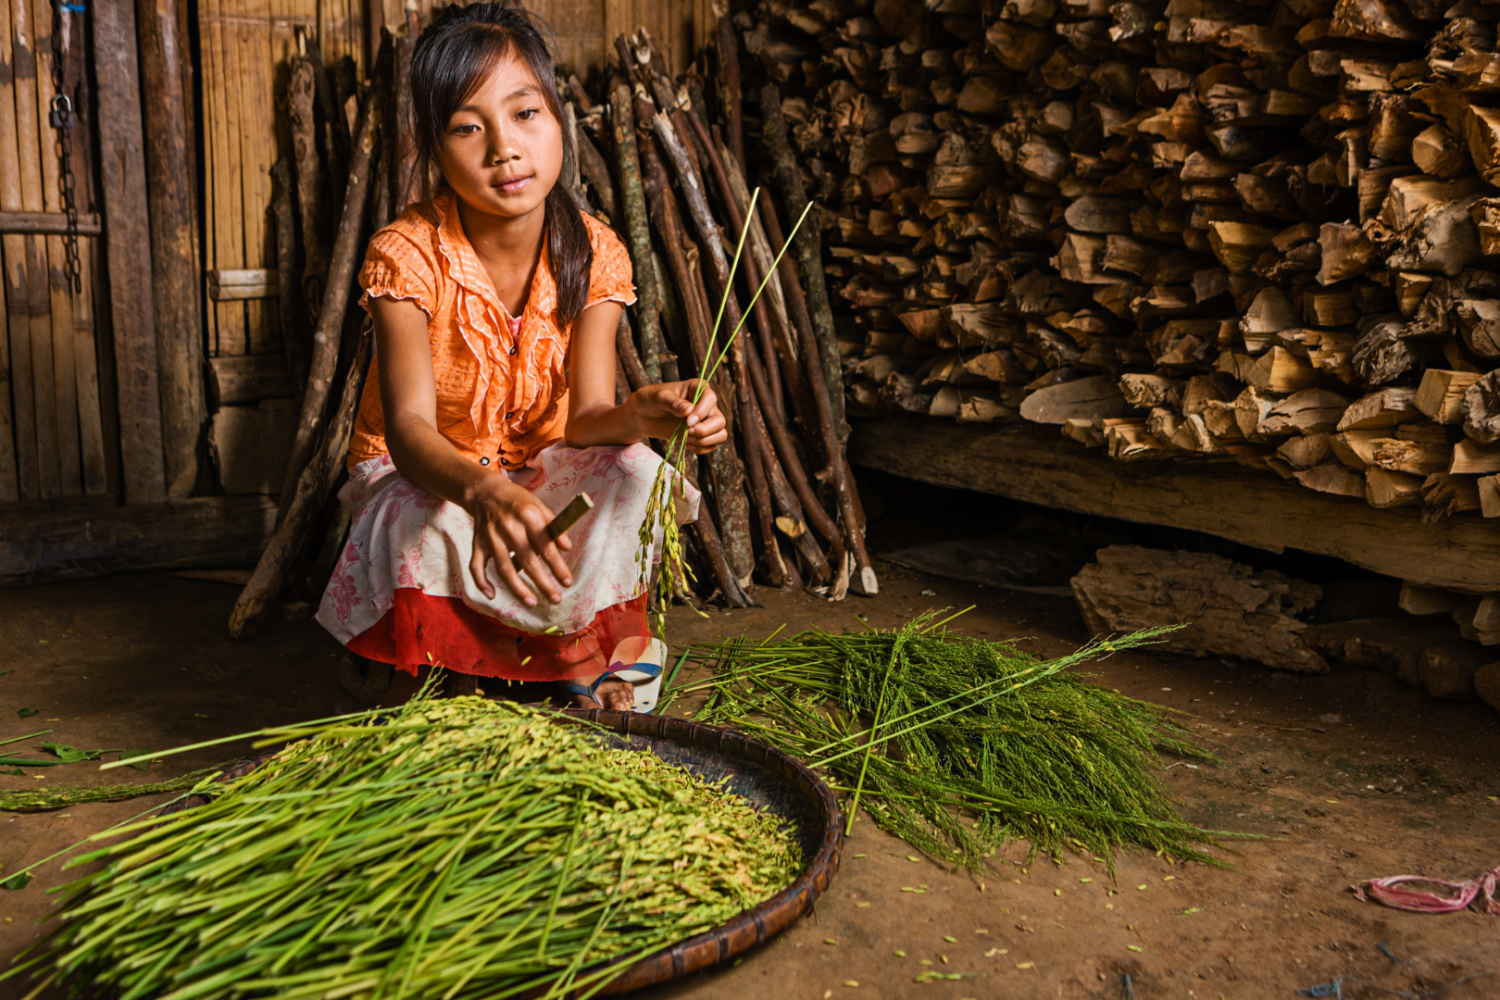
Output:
(3, 515), (1500, 998)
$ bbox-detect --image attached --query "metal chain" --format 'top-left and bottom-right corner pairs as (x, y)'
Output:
(48, 0), (83, 295)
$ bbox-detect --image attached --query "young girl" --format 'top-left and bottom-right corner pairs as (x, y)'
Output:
(315, 4), (724, 711)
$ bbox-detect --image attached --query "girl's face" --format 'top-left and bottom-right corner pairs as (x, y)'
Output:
(437, 54), (562, 224)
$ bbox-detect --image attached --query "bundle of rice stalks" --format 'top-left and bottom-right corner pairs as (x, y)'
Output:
(5, 696), (801, 1000)
(673, 612), (1238, 871)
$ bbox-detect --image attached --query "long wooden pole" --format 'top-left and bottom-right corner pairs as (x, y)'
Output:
(715, 8), (745, 174)
(93, 0), (167, 504)
(608, 76), (669, 384)
(278, 98), (377, 519)
(137, 0), (205, 498)
(760, 83), (848, 444)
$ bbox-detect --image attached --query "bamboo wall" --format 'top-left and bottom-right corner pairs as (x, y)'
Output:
(199, 0), (713, 360)
(0, 0), (107, 503)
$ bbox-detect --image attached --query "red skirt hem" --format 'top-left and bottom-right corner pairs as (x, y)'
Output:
(345, 589), (651, 681)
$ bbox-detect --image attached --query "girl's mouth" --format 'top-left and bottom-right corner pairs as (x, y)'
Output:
(494, 175), (533, 195)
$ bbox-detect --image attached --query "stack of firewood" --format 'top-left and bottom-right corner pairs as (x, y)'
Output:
(741, 0), (1500, 521)
(227, 17), (877, 637)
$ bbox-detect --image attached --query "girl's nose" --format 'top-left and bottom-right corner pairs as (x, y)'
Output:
(489, 126), (520, 165)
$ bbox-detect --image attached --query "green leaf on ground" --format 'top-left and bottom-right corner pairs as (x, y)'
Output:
(0, 758), (58, 767)
(1, 768), (23, 777)
(121, 750), (150, 772)
(1, 871), (32, 890)
(41, 743), (103, 764)
(17, 708), (39, 719)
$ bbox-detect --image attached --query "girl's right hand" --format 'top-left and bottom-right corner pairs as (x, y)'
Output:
(465, 477), (574, 606)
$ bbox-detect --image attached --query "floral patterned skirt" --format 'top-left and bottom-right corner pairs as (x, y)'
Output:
(315, 443), (699, 680)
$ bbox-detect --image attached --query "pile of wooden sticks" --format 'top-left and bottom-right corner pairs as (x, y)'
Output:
(570, 29), (876, 605)
(228, 16), (875, 636)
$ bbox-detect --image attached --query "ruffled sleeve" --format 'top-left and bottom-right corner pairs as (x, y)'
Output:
(359, 224), (440, 318)
(583, 216), (637, 310)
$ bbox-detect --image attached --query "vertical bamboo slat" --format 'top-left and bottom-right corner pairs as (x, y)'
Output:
(29, 0), (79, 495)
(93, 0), (167, 504)
(0, 0), (37, 500)
(234, 0), (273, 355)
(203, 0), (245, 355)
(10, 0), (60, 498)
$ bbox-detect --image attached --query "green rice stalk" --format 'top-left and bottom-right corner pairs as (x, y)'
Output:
(675, 612), (1248, 872)
(5, 695), (801, 1000)
(0, 771), (221, 813)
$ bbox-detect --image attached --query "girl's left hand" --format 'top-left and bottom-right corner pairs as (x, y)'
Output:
(631, 380), (728, 454)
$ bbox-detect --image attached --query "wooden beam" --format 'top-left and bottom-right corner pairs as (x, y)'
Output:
(850, 415), (1500, 594)
(0, 212), (101, 236)
(138, 0), (206, 498)
(93, 0), (166, 503)
(0, 494), (276, 587)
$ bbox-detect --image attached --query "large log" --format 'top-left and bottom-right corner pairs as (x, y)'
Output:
(851, 415), (1500, 594)
(1072, 545), (1328, 673)
(0, 495), (276, 587)
(93, 0), (166, 504)
(137, 0), (205, 498)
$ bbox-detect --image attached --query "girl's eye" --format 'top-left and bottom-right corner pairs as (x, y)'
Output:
(517, 109), (539, 121)
(452, 123), (479, 136)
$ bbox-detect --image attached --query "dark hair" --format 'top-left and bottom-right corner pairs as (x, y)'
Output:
(410, 3), (592, 328)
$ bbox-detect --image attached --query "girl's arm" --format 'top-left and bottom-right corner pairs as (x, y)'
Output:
(565, 301), (728, 452)
(372, 296), (573, 608)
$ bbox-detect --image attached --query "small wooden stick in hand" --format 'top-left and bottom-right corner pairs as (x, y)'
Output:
(512, 493), (593, 571)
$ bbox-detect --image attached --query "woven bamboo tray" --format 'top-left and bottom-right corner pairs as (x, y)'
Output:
(159, 708), (843, 996)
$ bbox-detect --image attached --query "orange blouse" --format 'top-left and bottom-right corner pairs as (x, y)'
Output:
(349, 190), (636, 472)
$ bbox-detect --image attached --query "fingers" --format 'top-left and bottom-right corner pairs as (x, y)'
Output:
(480, 519), (538, 606)
(519, 506), (570, 604)
(468, 542), (495, 600)
(685, 403), (728, 454)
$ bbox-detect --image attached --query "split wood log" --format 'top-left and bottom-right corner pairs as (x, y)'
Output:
(278, 100), (377, 520)
(93, 0), (166, 504)
(230, 325), (371, 639)
(1415, 369), (1481, 425)
(1071, 545), (1328, 672)
(1465, 371), (1500, 445)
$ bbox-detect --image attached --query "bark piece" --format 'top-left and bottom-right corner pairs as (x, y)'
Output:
(1071, 545), (1327, 673)
(1464, 371), (1500, 444)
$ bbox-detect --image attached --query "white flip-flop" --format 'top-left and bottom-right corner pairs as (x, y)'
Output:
(559, 637), (666, 713)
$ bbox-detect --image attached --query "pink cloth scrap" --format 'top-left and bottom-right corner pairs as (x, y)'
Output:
(1354, 866), (1500, 915)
